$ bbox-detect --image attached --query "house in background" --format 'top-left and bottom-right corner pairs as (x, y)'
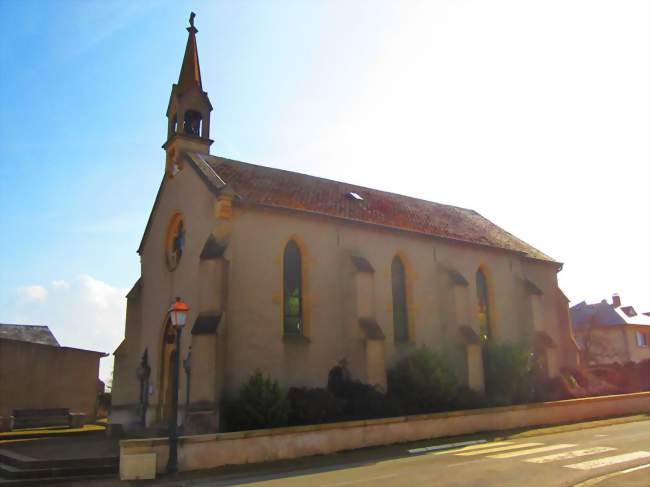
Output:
(570, 294), (650, 365)
(0, 324), (107, 430)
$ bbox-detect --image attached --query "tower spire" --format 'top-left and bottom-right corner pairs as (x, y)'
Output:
(163, 12), (213, 172)
(178, 12), (202, 91)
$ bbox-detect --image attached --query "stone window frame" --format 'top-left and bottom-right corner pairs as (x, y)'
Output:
(282, 240), (304, 337)
(476, 267), (495, 341)
(391, 255), (409, 342)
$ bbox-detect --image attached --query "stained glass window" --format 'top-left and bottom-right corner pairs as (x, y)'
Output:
(283, 241), (302, 335)
(392, 256), (409, 341)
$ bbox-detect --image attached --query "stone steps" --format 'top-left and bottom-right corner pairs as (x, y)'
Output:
(0, 449), (118, 481)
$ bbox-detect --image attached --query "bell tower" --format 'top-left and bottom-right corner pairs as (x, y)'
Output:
(163, 12), (213, 175)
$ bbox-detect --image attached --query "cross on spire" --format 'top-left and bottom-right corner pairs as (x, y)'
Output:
(178, 11), (202, 90)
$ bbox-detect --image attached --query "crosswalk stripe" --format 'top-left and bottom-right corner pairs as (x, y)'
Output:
(573, 463), (650, 487)
(408, 439), (486, 454)
(455, 442), (544, 456)
(433, 441), (515, 455)
(526, 447), (617, 464)
(565, 451), (650, 470)
(488, 444), (576, 459)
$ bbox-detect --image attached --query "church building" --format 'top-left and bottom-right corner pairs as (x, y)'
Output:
(110, 15), (579, 434)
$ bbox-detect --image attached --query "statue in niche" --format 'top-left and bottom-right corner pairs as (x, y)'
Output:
(167, 218), (185, 270)
(172, 220), (185, 262)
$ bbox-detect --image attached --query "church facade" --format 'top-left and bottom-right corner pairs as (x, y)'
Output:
(110, 16), (579, 433)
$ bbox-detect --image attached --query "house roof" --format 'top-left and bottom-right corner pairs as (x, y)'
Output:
(185, 153), (558, 263)
(570, 300), (650, 331)
(0, 324), (60, 347)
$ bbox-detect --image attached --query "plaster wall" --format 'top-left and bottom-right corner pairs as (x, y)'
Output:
(221, 204), (575, 395)
(0, 339), (102, 420)
(112, 286), (143, 409)
(133, 163), (222, 423)
(624, 327), (650, 363)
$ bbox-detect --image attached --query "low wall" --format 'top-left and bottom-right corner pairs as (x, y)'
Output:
(121, 391), (650, 474)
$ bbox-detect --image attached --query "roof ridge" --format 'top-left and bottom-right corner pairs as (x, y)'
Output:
(0, 323), (50, 328)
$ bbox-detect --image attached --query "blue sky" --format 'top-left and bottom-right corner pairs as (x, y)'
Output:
(1, 1), (648, 380)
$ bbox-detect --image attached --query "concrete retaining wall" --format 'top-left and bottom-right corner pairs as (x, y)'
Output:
(120, 391), (650, 474)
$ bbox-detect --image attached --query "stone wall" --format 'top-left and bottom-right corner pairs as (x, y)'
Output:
(120, 391), (650, 475)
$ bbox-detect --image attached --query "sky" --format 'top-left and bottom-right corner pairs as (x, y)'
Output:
(0, 0), (648, 382)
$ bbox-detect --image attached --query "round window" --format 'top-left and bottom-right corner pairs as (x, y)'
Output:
(165, 214), (185, 270)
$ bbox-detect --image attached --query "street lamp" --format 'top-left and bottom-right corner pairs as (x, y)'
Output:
(166, 297), (189, 474)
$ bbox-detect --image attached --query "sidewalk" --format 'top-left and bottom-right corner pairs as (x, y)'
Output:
(55, 413), (650, 486)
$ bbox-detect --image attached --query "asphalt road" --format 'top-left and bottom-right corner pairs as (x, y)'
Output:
(87, 417), (650, 487)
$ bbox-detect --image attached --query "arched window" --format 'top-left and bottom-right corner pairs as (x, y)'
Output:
(392, 256), (409, 341)
(283, 241), (302, 335)
(476, 269), (492, 341)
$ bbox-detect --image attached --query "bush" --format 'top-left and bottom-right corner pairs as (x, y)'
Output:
(482, 341), (537, 405)
(287, 387), (343, 425)
(452, 384), (488, 410)
(223, 370), (289, 431)
(387, 347), (460, 414)
(327, 360), (393, 419)
(96, 392), (111, 418)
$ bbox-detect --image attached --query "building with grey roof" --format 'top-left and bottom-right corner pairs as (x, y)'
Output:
(0, 323), (107, 429)
(570, 294), (650, 365)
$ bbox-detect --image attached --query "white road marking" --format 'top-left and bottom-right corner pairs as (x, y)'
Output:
(446, 459), (486, 468)
(526, 447), (617, 464)
(572, 462), (650, 486)
(433, 441), (515, 455)
(488, 444), (576, 459)
(455, 442), (544, 456)
(408, 439), (486, 454)
(565, 451), (650, 470)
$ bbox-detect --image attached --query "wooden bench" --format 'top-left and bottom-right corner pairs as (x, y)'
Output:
(12, 408), (72, 429)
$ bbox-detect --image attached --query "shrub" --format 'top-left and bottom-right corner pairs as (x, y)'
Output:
(327, 360), (392, 419)
(223, 370), (289, 431)
(387, 347), (460, 414)
(287, 387), (343, 425)
(482, 341), (537, 405)
(96, 392), (112, 418)
(452, 384), (487, 410)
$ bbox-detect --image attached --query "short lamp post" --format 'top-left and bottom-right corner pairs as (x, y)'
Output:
(166, 297), (189, 474)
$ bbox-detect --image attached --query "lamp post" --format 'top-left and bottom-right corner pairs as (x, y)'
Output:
(166, 297), (189, 474)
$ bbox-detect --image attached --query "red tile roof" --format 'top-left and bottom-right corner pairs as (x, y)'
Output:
(187, 153), (557, 263)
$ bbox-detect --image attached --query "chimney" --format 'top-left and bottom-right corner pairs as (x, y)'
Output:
(612, 293), (621, 308)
